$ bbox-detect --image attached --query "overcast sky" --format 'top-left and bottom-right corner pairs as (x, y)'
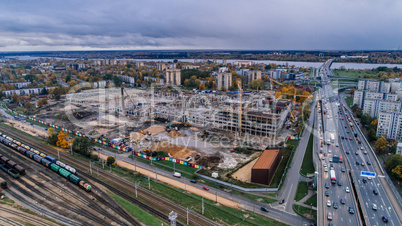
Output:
(0, 0), (401, 51)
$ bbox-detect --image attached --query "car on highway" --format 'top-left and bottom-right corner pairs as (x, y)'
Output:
(340, 198), (345, 204)
(327, 212), (332, 221)
(360, 147), (364, 150)
(373, 189), (378, 195)
(202, 186), (209, 191)
(333, 202), (338, 209)
(362, 178), (367, 183)
(346, 151), (350, 155)
(190, 180), (197, 183)
(328, 149), (331, 153)
(364, 151), (367, 154)
(349, 137), (352, 140)
(327, 200), (331, 207)
(349, 207), (355, 214)
(356, 161), (360, 165)
(341, 167), (346, 172)
(358, 140), (362, 144)
(361, 162), (365, 166)
(324, 167), (328, 172)
(320, 149), (323, 153)
(325, 191), (329, 196)
(355, 151), (359, 155)
(367, 161), (371, 165)
(345, 187), (350, 193)
(341, 136), (344, 139)
(322, 156), (325, 160)
(325, 182), (330, 189)
(372, 203), (377, 210)
(329, 158), (333, 162)
(382, 216), (388, 223)
(324, 163), (327, 167)
(260, 206), (269, 212)
(337, 181), (342, 186)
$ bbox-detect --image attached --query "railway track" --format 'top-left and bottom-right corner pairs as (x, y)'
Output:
(0, 145), (140, 226)
(0, 206), (48, 226)
(0, 126), (218, 226)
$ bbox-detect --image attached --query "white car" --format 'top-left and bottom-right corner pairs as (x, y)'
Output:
(329, 158), (333, 162)
(328, 149), (332, 153)
(345, 187), (350, 193)
(324, 163), (327, 167)
(327, 200), (331, 207)
(336, 143), (339, 147)
(372, 203), (377, 210)
(324, 167), (328, 172)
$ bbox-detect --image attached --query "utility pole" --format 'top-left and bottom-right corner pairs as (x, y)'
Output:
(148, 174), (150, 190)
(58, 149), (60, 159)
(155, 166), (158, 181)
(202, 198), (204, 215)
(90, 161), (92, 175)
(135, 181), (140, 198)
(215, 188), (218, 203)
(186, 207), (189, 225)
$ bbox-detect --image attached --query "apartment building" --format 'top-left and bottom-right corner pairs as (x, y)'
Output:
(358, 80), (390, 93)
(156, 63), (166, 71)
(117, 74), (135, 84)
(363, 99), (402, 117)
(216, 72), (232, 91)
(353, 90), (398, 109)
(397, 143), (402, 155)
(246, 70), (262, 85)
(165, 69), (181, 86)
(377, 111), (402, 140)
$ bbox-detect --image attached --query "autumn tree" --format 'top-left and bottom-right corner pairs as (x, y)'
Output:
(56, 131), (69, 149)
(107, 156), (116, 166)
(386, 154), (402, 171)
(48, 128), (55, 137)
(374, 136), (388, 154)
(392, 165), (402, 179)
(198, 83), (206, 90)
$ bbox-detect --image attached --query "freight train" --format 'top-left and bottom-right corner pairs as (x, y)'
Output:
(0, 152), (25, 179)
(0, 133), (91, 192)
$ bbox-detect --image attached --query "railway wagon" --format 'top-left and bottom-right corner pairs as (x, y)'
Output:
(79, 181), (92, 192)
(39, 153), (47, 158)
(41, 158), (52, 168)
(6, 160), (17, 168)
(33, 154), (42, 163)
(17, 147), (27, 155)
(14, 165), (26, 175)
(56, 160), (66, 168)
(45, 155), (56, 163)
(59, 168), (72, 179)
(0, 177), (7, 188)
(26, 151), (35, 159)
(69, 174), (81, 184)
(32, 149), (40, 155)
(65, 165), (77, 174)
(0, 163), (20, 179)
(0, 156), (9, 163)
(50, 163), (61, 173)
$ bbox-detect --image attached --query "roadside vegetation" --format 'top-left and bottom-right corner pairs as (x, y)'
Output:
(293, 204), (317, 222)
(270, 139), (298, 189)
(300, 132), (315, 176)
(294, 181), (309, 202)
(304, 194), (317, 207)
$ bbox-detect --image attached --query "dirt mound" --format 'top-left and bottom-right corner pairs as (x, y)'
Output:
(150, 141), (196, 159)
(167, 130), (185, 138)
(190, 127), (199, 132)
(130, 132), (145, 141)
(145, 125), (166, 135)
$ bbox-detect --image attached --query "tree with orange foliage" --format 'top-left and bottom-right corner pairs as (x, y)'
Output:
(56, 131), (70, 149)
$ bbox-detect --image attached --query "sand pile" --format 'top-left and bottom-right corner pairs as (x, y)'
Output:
(145, 125), (165, 135)
(167, 130), (185, 138)
(150, 141), (196, 159)
(130, 132), (145, 141)
(190, 127), (199, 132)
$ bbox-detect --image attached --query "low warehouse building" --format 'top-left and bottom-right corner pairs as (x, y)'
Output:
(251, 149), (282, 185)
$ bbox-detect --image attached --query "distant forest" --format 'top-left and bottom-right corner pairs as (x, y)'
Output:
(1, 50), (402, 64)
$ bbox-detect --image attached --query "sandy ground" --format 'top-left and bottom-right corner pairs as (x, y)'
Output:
(231, 157), (259, 182)
(144, 125), (166, 135)
(130, 132), (145, 141)
(6, 120), (48, 138)
(98, 153), (240, 209)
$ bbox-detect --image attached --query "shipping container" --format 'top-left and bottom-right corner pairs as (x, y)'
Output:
(0, 156), (9, 163)
(8, 169), (20, 179)
(79, 181), (92, 192)
(32, 149), (40, 155)
(33, 154), (42, 163)
(41, 158), (52, 168)
(69, 174), (81, 185)
(56, 160), (66, 168)
(59, 168), (72, 179)
(50, 163), (61, 173)
(14, 165), (26, 175)
(45, 155), (56, 163)
(0, 177), (7, 188)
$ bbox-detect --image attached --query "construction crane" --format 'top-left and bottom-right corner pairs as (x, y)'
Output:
(287, 105), (295, 122)
(237, 78), (243, 136)
(281, 89), (312, 118)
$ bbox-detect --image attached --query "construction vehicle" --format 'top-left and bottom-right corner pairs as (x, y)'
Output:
(287, 105), (295, 122)
(184, 122), (191, 127)
(140, 130), (151, 135)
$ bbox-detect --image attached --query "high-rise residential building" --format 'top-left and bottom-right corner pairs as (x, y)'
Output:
(396, 143), (402, 155)
(246, 70), (262, 85)
(165, 69), (181, 86)
(216, 72), (232, 91)
(363, 99), (402, 117)
(222, 59), (227, 65)
(157, 63), (166, 71)
(377, 111), (402, 140)
(358, 80), (390, 92)
(353, 90), (397, 109)
(135, 61), (144, 67)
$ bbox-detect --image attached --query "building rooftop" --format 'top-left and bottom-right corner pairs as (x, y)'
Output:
(252, 149), (280, 169)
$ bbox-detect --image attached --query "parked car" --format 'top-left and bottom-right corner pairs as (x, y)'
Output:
(279, 199), (285, 204)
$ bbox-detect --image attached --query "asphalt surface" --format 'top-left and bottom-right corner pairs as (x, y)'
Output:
(318, 61), (402, 226)
(319, 81), (360, 226)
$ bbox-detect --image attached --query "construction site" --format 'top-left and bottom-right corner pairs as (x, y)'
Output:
(25, 83), (305, 175)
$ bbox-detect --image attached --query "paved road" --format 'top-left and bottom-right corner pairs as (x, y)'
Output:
(280, 96), (317, 214)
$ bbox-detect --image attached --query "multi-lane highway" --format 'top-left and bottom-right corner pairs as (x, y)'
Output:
(318, 60), (402, 226)
(317, 73), (360, 226)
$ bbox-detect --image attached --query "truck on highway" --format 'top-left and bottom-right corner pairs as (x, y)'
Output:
(330, 170), (336, 184)
(330, 133), (335, 143)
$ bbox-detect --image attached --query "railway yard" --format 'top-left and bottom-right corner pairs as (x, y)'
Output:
(0, 126), (219, 226)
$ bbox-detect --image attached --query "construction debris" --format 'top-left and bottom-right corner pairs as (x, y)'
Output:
(150, 141), (196, 159)
(167, 130), (185, 138)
